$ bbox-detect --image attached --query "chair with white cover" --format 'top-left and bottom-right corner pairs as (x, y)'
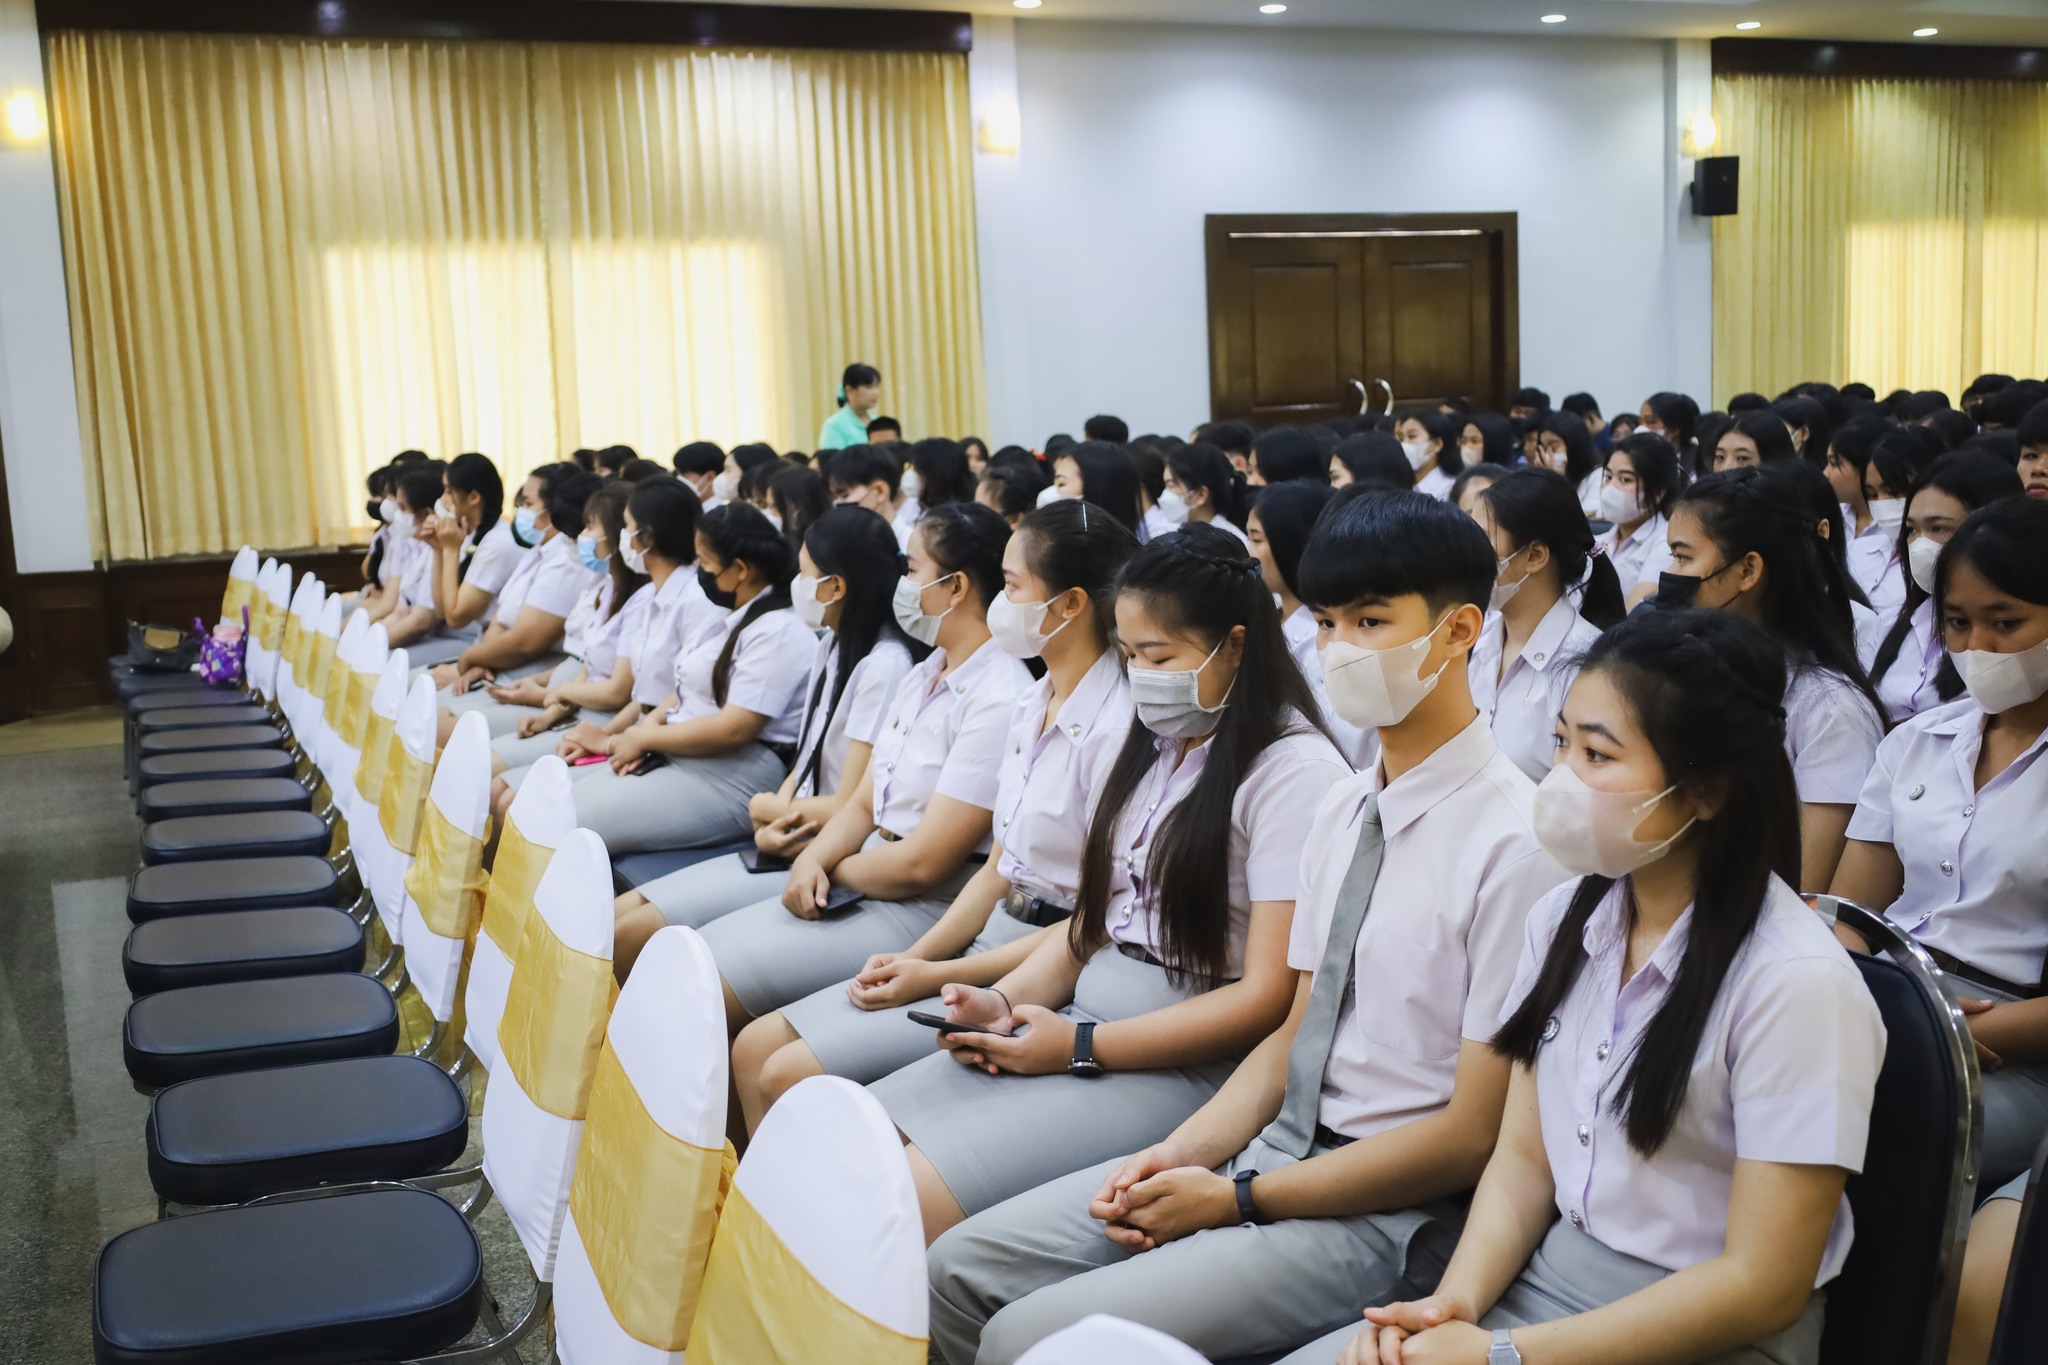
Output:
(315, 609), (370, 783)
(288, 573), (328, 734)
(556, 925), (731, 1365)
(249, 559), (291, 703)
(398, 706), (491, 1053)
(466, 754), (576, 1075)
(354, 647), (414, 954)
(327, 621), (389, 828)
(484, 827), (617, 1287)
(240, 558), (278, 701)
(220, 545), (261, 633)
(685, 1075), (927, 1363)
(276, 572), (318, 726)
(1015, 1316), (1209, 1365)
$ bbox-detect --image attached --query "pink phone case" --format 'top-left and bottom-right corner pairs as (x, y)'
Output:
(571, 753), (608, 766)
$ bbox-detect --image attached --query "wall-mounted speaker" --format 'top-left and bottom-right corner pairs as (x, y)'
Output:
(1692, 156), (1739, 217)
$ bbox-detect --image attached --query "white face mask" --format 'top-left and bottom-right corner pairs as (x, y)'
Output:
(713, 470), (740, 503)
(436, 495), (456, 520)
(1036, 484), (1070, 510)
(1491, 552), (1532, 612)
(1953, 636), (2048, 715)
(1531, 764), (1697, 878)
(901, 469), (924, 502)
(1907, 535), (1942, 595)
(1869, 498), (1906, 534)
(379, 497), (401, 525)
(1130, 637), (1232, 739)
(620, 530), (648, 575)
(987, 589), (1072, 660)
(892, 571), (960, 646)
(1319, 613), (1455, 729)
(1156, 488), (1190, 526)
(1400, 439), (1433, 472)
(388, 509), (415, 541)
(1599, 483), (1646, 525)
(792, 572), (833, 630)
(762, 506), (783, 532)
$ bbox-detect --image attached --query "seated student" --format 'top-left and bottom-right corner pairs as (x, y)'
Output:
(1131, 444), (1176, 542)
(409, 451), (527, 667)
(609, 506), (920, 974)
(978, 463), (1047, 529)
(1529, 413), (1604, 518)
(1767, 459), (1884, 664)
(1163, 442), (1250, 545)
(1046, 442), (1145, 537)
(908, 437), (977, 520)
(1660, 467), (1886, 891)
(924, 492), (1569, 1365)
(672, 439), (727, 508)
(1638, 390), (1702, 471)
(729, 501), (1140, 1129)
(767, 461), (829, 544)
(829, 443), (912, 547)
(1470, 470), (1627, 782)
(695, 503), (1023, 1025)
(1394, 412), (1463, 501)
(1457, 414), (1517, 472)
(1303, 607), (1883, 1365)
(430, 463), (601, 697)
(714, 441), (780, 508)
(866, 415), (903, 446)
(353, 465), (400, 612)
(1598, 431), (1684, 607)
(874, 524), (1350, 1245)
(1250, 427), (1329, 488)
(1250, 481), (1370, 769)
(375, 464), (451, 649)
(1451, 464), (1506, 518)
(2019, 397), (2048, 500)
(1834, 497), (2048, 1210)
(1709, 409), (1799, 473)
(1867, 454), (2024, 722)
(551, 502), (815, 854)
(1823, 419), (1906, 619)
(1327, 431), (1415, 494)
(479, 481), (650, 767)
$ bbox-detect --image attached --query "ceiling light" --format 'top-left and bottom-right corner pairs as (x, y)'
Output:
(1914, 27), (1939, 36)
(1259, 4), (1287, 13)
(1013, 0), (1042, 8)
(1735, 21), (1761, 30)
(1540, 13), (1567, 22)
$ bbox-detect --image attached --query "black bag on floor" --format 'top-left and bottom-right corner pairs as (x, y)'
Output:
(126, 621), (200, 674)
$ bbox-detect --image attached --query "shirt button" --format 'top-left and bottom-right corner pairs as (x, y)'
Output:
(1941, 860), (1955, 876)
(1533, 651), (1547, 663)
(1963, 804), (1975, 817)
(1909, 785), (1926, 800)
(1569, 1211), (1584, 1229)
(1577, 1124), (1590, 1146)
(1595, 1040), (1610, 1061)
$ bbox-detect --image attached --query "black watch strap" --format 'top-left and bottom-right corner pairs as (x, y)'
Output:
(1234, 1168), (1266, 1225)
(1070, 1020), (1102, 1076)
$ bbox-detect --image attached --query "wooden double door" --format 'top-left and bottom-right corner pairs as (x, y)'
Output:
(1205, 213), (1519, 427)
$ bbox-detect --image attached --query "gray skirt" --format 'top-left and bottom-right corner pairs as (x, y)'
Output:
(1951, 980), (2048, 1193)
(1279, 1219), (1824, 1365)
(489, 707), (609, 770)
(780, 904), (1042, 1082)
(563, 744), (787, 856)
(869, 942), (1239, 1218)
(645, 851), (793, 930)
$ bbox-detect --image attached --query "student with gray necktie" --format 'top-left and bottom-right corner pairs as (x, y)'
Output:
(925, 492), (1571, 1365)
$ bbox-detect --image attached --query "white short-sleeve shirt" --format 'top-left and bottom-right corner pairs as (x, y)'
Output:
(629, 570), (722, 708)
(1598, 512), (1669, 595)
(462, 520), (525, 599)
(1502, 876), (1884, 1282)
(1209, 515), (1250, 548)
(494, 531), (596, 628)
(581, 579), (647, 684)
(394, 537), (437, 613)
(992, 650), (1134, 906)
(1846, 520), (1905, 622)
(1105, 719), (1349, 979)
(1470, 596), (1602, 783)
(561, 574), (612, 663)
(665, 601), (820, 744)
(1415, 465), (1455, 501)
(1290, 717), (1567, 1141)
(868, 640), (1033, 847)
(1785, 665), (1886, 805)
(1872, 599), (1951, 724)
(1850, 697), (2048, 986)
(789, 635), (917, 800)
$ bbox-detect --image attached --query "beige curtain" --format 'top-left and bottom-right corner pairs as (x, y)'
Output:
(1713, 73), (2048, 403)
(47, 30), (983, 561)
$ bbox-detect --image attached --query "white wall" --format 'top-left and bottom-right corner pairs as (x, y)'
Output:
(976, 19), (1714, 445)
(0, 0), (93, 572)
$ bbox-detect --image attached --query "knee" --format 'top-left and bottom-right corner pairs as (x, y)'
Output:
(614, 889), (648, 919)
(489, 780), (513, 821)
(732, 1013), (791, 1086)
(757, 1040), (823, 1111)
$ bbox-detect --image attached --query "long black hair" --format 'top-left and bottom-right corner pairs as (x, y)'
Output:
(1871, 453), (2025, 703)
(909, 437), (976, 511)
(1608, 431), (1684, 519)
(1331, 430), (1415, 490)
(444, 452), (505, 579)
(769, 464), (829, 547)
(1717, 410), (1798, 468)
(1060, 442), (1144, 535)
(1167, 442), (1249, 524)
(1537, 412), (1600, 488)
(1070, 524), (1322, 986)
(583, 480), (644, 620)
(1762, 458), (1871, 610)
(1494, 608), (1799, 1155)
(1249, 480), (1334, 602)
(1461, 413), (1516, 468)
(698, 502), (794, 707)
(1014, 499), (1142, 645)
(788, 507), (926, 796)
(1936, 496), (2048, 621)
(626, 476), (704, 567)
(1673, 467), (1885, 729)
(1479, 470), (1626, 628)
(915, 500), (1011, 610)
(1406, 411), (1466, 475)
(1646, 391), (1701, 465)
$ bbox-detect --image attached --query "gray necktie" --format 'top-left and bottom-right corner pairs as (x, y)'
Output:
(1261, 793), (1384, 1159)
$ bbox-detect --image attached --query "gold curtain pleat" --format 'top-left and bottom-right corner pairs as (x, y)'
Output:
(1713, 74), (2048, 400)
(46, 31), (983, 561)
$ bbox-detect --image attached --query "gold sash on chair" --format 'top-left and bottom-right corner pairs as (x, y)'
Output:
(479, 819), (549, 961)
(304, 632), (338, 709)
(221, 575), (254, 626)
(356, 711), (397, 805)
(279, 612), (303, 682)
(259, 593), (286, 652)
(341, 665), (378, 749)
(322, 642), (353, 735)
(496, 909), (616, 1120)
(568, 1045), (736, 1351)
(379, 730), (434, 856)
(685, 1184), (926, 1364)
(403, 799), (488, 940)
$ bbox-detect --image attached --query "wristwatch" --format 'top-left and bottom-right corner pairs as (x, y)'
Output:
(1232, 1168), (1268, 1225)
(1488, 1329), (1522, 1365)
(1069, 1021), (1105, 1078)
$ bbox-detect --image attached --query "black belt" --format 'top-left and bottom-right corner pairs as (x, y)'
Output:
(1116, 942), (1167, 969)
(1313, 1124), (1355, 1151)
(1925, 946), (2041, 1000)
(1004, 888), (1072, 929)
(766, 740), (799, 767)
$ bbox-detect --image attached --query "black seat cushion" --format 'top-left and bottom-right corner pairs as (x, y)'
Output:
(123, 974), (400, 1090)
(146, 1056), (468, 1206)
(139, 778), (311, 823)
(112, 671), (216, 699)
(136, 749), (298, 789)
(137, 725), (286, 757)
(127, 856), (339, 923)
(124, 908), (364, 997)
(611, 839), (751, 893)
(142, 812), (331, 865)
(127, 688), (248, 715)
(93, 1186), (482, 1365)
(137, 705), (275, 733)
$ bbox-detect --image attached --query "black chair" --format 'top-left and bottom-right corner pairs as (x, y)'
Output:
(1987, 1133), (2048, 1364)
(135, 748), (302, 791)
(142, 811), (335, 865)
(138, 777), (315, 823)
(123, 907), (366, 996)
(1816, 897), (1982, 1365)
(123, 973), (401, 1091)
(125, 856), (344, 923)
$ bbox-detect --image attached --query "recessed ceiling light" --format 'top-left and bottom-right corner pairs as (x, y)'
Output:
(1735, 21), (1761, 30)
(1013, 0), (1041, 8)
(1914, 26), (1939, 36)
(1259, 4), (1287, 13)
(1541, 13), (1567, 22)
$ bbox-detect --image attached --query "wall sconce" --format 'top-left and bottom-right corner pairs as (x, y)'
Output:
(1680, 112), (1718, 159)
(3, 88), (47, 147)
(976, 99), (1021, 156)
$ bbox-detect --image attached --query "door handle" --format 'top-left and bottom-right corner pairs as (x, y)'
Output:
(1351, 378), (1394, 415)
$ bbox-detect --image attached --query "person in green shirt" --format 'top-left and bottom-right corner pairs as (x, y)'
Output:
(819, 363), (883, 450)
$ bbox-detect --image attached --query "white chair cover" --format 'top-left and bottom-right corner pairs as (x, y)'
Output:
(464, 754), (577, 1073)
(222, 545), (259, 626)
(277, 572), (316, 721)
(482, 827), (615, 1282)
(305, 593), (344, 764)
(328, 621), (387, 827)
(732, 1075), (927, 1342)
(399, 703), (488, 1023)
(257, 559), (292, 700)
(361, 648), (413, 941)
(1014, 1316), (1210, 1365)
(555, 925), (728, 1365)
(245, 558), (280, 699)
(318, 610), (370, 782)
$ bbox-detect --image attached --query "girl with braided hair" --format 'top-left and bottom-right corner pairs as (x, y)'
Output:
(1660, 466), (1886, 891)
(876, 522), (1350, 1243)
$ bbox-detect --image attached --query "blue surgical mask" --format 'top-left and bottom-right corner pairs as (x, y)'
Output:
(512, 505), (541, 546)
(576, 534), (609, 575)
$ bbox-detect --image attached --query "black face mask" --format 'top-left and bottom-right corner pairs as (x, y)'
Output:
(1653, 571), (1701, 610)
(698, 567), (738, 610)
(366, 499), (385, 523)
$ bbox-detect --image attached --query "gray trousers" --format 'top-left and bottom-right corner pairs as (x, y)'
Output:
(928, 1136), (1463, 1365)
(1278, 1219), (1824, 1365)
(562, 744), (786, 855)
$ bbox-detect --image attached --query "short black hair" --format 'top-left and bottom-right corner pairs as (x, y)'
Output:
(826, 444), (901, 498)
(1196, 421), (1254, 457)
(1560, 392), (1601, 419)
(1083, 414), (1130, 445)
(2016, 398), (2048, 450)
(866, 416), (903, 438)
(1511, 386), (1551, 412)
(672, 441), (726, 477)
(1297, 489), (1495, 616)
(1252, 426), (1327, 484)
